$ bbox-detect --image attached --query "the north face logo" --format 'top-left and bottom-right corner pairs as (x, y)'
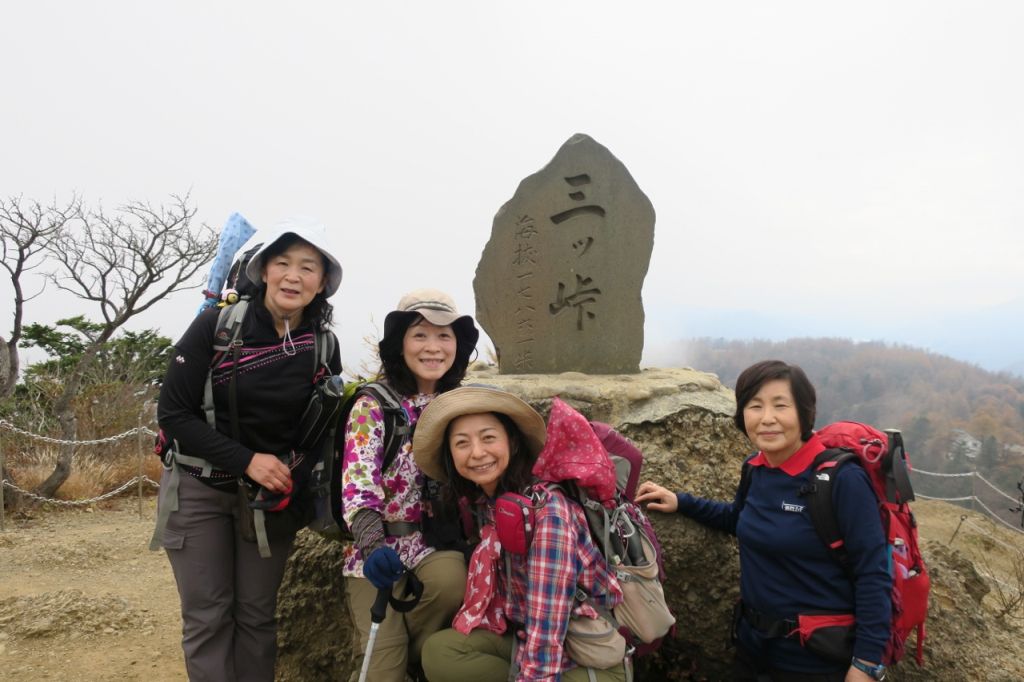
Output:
(782, 502), (805, 513)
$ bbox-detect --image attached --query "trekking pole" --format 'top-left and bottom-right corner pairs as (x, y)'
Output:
(358, 587), (391, 682)
(358, 572), (424, 682)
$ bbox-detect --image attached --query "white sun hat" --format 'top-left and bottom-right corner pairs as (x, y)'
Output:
(244, 216), (343, 297)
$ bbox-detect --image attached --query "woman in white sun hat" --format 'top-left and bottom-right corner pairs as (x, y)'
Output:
(340, 288), (480, 682)
(155, 216), (342, 681)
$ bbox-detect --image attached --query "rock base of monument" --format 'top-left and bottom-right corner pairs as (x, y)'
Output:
(276, 366), (750, 680)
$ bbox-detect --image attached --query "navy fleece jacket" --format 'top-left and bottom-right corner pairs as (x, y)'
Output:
(676, 435), (891, 672)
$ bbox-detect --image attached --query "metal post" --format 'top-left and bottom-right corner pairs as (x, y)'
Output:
(949, 515), (967, 545)
(971, 463), (977, 513)
(137, 419), (144, 520)
(1, 432), (6, 532)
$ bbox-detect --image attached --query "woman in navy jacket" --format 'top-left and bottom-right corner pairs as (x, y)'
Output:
(636, 360), (891, 681)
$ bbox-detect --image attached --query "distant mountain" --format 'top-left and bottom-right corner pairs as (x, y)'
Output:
(653, 336), (1024, 451)
(643, 298), (1024, 378)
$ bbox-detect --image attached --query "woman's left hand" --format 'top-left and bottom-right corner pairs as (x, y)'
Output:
(635, 481), (679, 513)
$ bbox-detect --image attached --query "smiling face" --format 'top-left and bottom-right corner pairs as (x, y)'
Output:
(742, 378), (805, 465)
(261, 241), (326, 326)
(402, 319), (457, 394)
(448, 412), (511, 497)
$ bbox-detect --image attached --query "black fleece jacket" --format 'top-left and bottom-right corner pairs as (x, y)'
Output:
(157, 300), (341, 478)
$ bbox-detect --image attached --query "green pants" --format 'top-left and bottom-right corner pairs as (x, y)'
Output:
(346, 550), (467, 682)
(421, 627), (628, 682)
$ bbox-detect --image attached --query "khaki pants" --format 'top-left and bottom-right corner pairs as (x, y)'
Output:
(346, 549), (467, 682)
(421, 628), (628, 682)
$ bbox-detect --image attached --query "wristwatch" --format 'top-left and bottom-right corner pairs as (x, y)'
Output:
(851, 657), (886, 680)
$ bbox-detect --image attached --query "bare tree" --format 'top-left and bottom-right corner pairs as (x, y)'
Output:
(0, 196), (81, 398)
(34, 194), (217, 498)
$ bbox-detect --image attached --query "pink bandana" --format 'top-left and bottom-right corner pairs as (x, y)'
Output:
(453, 523), (507, 635)
(531, 397), (618, 505)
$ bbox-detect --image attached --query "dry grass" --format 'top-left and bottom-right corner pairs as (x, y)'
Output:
(915, 498), (1024, 619)
(3, 441), (162, 503)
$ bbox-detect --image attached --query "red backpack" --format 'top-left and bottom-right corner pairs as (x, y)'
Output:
(741, 421), (929, 666)
(491, 406), (675, 665)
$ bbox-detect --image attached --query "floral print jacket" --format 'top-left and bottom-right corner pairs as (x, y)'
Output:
(340, 391), (434, 576)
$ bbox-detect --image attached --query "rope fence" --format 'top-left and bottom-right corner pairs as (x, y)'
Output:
(911, 467), (1024, 536)
(1, 475), (160, 506)
(0, 418), (157, 443)
(3, 421), (1024, 587)
(0, 418), (160, 531)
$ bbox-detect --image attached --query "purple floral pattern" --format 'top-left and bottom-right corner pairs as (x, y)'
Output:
(340, 392), (434, 576)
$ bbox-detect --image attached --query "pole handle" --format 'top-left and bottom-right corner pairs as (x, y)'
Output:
(370, 586), (390, 624)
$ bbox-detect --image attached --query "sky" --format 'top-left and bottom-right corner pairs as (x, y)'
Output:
(2, 2), (1022, 376)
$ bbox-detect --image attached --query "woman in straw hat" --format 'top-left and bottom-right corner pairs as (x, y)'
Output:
(414, 386), (628, 682)
(340, 288), (479, 681)
(156, 217), (343, 681)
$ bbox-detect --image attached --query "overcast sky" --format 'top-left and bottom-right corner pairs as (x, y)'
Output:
(2, 2), (1022, 375)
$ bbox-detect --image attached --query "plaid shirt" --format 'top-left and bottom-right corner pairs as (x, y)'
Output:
(504, 487), (622, 681)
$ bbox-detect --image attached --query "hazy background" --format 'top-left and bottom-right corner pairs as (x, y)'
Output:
(2, 2), (1022, 376)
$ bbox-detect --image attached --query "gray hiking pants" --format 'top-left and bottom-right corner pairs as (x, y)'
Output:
(157, 468), (295, 682)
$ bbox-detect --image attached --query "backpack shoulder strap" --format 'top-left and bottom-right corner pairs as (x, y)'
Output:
(736, 454), (757, 511)
(800, 447), (858, 575)
(358, 382), (411, 473)
(313, 327), (337, 374)
(203, 301), (249, 429)
(213, 298), (249, 352)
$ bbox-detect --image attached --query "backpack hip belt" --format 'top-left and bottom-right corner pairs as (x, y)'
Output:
(739, 602), (799, 639)
(149, 446), (279, 560)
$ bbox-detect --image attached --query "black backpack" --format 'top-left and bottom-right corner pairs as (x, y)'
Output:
(306, 382), (410, 542)
(306, 381), (468, 554)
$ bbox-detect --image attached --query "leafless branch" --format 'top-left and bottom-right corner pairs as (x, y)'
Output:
(46, 193), (217, 331)
(0, 195), (81, 397)
(32, 192), (217, 498)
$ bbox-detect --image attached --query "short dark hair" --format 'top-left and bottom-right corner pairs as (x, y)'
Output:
(257, 233), (334, 328)
(733, 360), (816, 441)
(378, 314), (472, 397)
(440, 411), (536, 505)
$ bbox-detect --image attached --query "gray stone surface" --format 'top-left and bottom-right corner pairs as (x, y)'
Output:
(474, 133), (655, 374)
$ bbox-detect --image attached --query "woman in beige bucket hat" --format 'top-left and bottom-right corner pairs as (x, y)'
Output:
(339, 288), (480, 681)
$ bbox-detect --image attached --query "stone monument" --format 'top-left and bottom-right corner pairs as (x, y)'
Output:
(474, 133), (655, 374)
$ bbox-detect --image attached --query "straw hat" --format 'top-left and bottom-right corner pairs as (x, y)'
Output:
(413, 386), (546, 482)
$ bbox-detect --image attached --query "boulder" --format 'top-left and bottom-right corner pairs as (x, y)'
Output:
(276, 366), (747, 680)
